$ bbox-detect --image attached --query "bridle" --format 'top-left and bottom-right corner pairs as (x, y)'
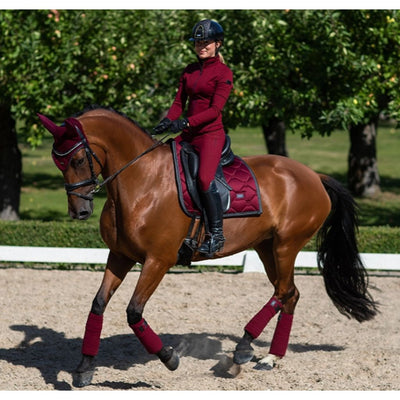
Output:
(60, 124), (169, 201)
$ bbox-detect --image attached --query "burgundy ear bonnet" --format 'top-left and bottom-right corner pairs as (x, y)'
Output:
(37, 114), (87, 171)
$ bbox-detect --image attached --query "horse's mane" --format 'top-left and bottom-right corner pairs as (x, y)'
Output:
(73, 104), (153, 137)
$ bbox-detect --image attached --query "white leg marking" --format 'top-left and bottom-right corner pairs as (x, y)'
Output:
(254, 354), (281, 370)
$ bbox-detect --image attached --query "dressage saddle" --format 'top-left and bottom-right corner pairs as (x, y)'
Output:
(179, 135), (235, 213)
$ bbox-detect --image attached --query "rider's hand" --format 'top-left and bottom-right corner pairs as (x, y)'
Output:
(153, 118), (172, 135)
(170, 118), (189, 133)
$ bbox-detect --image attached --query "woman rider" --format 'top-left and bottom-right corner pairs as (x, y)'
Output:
(154, 19), (233, 257)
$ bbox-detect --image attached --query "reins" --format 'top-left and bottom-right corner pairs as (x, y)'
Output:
(66, 126), (170, 200)
(91, 133), (170, 194)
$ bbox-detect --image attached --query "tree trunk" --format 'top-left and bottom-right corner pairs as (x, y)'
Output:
(0, 104), (21, 221)
(262, 118), (288, 156)
(348, 119), (381, 198)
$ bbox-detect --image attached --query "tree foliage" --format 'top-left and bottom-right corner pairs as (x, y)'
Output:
(1, 10), (400, 219)
(1, 10), (400, 142)
(213, 10), (400, 136)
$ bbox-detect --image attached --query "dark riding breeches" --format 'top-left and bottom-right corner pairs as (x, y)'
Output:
(177, 130), (225, 191)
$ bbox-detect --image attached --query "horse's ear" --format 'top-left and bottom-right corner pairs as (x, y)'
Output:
(64, 117), (85, 140)
(37, 113), (65, 139)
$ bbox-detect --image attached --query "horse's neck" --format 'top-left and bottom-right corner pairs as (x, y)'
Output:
(84, 114), (155, 173)
(91, 115), (166, 192)
(104, 118), (154, 157)
(100, 125), (171, 213)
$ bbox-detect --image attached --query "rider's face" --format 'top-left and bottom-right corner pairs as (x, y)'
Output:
(194, 40), (220, 59)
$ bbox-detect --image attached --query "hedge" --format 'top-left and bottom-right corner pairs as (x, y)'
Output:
(0, 220), (105, 248)
(0, 220), (399, 254)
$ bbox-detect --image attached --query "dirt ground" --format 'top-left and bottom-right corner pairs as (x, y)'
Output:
(0, 267), (399, 391)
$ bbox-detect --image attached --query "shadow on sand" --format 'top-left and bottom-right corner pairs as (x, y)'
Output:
(0, 324), (345, 390)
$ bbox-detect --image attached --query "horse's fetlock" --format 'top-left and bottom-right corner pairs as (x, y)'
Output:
(76, 355), (95, 373)
(91, 297), (106, 315)
(126, 306), (142, 325)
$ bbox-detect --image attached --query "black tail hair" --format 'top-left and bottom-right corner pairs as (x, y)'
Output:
(317, 175), (378, 322)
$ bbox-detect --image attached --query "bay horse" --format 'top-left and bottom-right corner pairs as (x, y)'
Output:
(38, 106), (377, 387)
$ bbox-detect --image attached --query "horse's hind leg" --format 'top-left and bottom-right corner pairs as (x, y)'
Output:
(234, 239), (299, 369)
(255, 292), (298, 370)
(73, 252), (133, 387)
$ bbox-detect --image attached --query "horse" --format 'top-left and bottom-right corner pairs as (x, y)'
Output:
(38, 105), (378, 387)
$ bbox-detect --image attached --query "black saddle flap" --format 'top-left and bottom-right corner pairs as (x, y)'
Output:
(180, 139), (233, 213)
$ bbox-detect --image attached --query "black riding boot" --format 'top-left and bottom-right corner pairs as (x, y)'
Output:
(198, 180), (225, 257)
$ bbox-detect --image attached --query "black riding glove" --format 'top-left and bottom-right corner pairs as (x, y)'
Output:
(153, 118), (172, 135)
(170, 118), (189, 133)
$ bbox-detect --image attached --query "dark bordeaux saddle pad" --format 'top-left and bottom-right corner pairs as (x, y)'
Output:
(171, 139), (262, 219)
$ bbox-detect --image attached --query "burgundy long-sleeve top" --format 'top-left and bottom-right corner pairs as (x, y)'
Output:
(166, 55), (233, 136)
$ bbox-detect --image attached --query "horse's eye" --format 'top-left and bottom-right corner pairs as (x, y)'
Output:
(72, 157), (86, 168)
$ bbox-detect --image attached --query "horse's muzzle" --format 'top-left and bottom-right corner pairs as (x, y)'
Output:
(68, 199), (94, 220)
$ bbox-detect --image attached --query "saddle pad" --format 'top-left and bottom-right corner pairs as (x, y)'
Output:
(171, 140), (262, 219)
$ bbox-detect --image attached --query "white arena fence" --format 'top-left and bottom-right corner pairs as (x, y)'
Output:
(0, 246), (399, 272)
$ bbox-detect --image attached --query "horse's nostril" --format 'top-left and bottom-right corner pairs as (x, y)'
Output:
(78, 210), (91, 220)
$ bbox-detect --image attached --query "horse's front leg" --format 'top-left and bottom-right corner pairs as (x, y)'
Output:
(73, 252), (133, 387)
(126, 257), (179, 371)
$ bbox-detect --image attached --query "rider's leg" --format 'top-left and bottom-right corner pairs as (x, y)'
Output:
(193, 132), (226, 257)
(198, 180), (225, 256)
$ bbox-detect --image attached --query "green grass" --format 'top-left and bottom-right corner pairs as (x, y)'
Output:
(230, 125), (399, 182)
(19, 125), (400, 227)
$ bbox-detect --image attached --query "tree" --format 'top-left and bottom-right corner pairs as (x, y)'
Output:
(262, 120), (288, 156)
(0, 104), (21, 220)
(216, 10), (400, 196)
(0, 9), (194, 220)
(2, 10), (400, 221)
(329, 11), (400, 196)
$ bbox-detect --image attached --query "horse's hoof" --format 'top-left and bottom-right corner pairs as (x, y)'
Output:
(233, 341), (254, 364)
(233, 348), (254, 364)
(158, 346), (180, 371)
(254, 362), (274, 371)
(72, 369), (95, 387)
(72, 355), (96, 387)
(233, 332), (254, 364)
(233, 335), (254, 364)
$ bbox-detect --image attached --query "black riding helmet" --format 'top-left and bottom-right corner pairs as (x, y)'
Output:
(189, 19), (224, 44)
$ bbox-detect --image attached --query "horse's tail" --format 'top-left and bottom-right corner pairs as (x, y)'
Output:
(317, 174), (378, 322)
